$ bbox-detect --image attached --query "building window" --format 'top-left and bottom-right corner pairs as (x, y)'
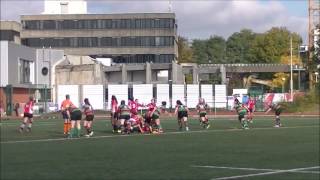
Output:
(135, 19), (141, 29)
(43, 20), (56, 29)
(0, 30), (19, 41)
(100, 37), (112, 46)
(21, 36), (174, 48)
(19, 59), (31, 83)
(23, 18), (175, 30)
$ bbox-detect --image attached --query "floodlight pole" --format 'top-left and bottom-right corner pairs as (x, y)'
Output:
(290, 36), (293, 102)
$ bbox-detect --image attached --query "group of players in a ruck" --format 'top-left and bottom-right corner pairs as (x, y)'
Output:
(18, 94), (282, 138)
(109, 96), (211, 135)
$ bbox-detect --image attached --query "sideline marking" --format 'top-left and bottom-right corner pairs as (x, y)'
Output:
(192, 165), (320, 174)
(1, 125), (318, 144)
(211, 166), (320, 180)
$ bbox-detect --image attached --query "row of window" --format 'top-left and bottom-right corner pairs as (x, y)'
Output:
(19, 59), (31, 84)
(0, 30), (19, 41)
(101, 54), (175, 64)
(22, 36), (175, 48)
(22, 18), (175, 30)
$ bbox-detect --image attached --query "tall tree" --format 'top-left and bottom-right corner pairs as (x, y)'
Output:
(206, 35), (227, 64)
(226, 29), (256, 63)
(192, 39), (208, 64)
(177, 36), (194, 63)
(250, 27), (302, 63)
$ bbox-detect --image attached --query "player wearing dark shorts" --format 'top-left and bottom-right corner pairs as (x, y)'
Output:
(196, 98), (210, 129)
(19, 96), (34, 133)
(174, 100), (189, 131)
(82, 98), (94, 137)
(118, 100), (131, 134)
(147, 99), (163, 133)
(68, 105), (82, 138)
(234, 98), (249, 129)
(61, 94), (74, 135)
(266, 103), (282, 127)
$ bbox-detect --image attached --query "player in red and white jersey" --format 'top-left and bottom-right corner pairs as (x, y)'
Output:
(19, 96), (35, 133)
(145, 98), (162, 133)
(82, 98), (94, 137)
(126, 114), (144, 133)
(247, 96), (256, 123)
(129, 98), (142, 116)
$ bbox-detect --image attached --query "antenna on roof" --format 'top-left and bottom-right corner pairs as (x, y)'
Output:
(168, 0), (172, 12)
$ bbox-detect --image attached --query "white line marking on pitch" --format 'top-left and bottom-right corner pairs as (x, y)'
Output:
(192, 165), (320, 174)
(0, 125), (318, 144)
(210, 166), (320, 180)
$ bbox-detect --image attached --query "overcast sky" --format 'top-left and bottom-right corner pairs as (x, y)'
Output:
(0, 0), (308, 43)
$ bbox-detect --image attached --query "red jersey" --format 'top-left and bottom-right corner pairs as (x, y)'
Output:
(248, 99), (255, 109)
(111, 99), (118, 113)
(24, 101), (34, 114)
(129, 101), (140, 114)
(147, 103), (156, 111)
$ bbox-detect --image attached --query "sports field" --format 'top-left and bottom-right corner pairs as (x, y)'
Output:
(1, 116), (319, 180)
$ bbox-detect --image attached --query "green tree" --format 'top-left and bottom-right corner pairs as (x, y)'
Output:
(191, 39), (208, 64)
(250, 27), (302, 63)
(177, 36), (194, 63)
(226, 29), (256, 63)
(206, 35), (227, 64)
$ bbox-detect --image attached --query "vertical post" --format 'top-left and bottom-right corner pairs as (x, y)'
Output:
(192, 66), (198, 84)
(146, 62), (152, 84)
(169, 80), (172, 112)
(298, 69), (301, 90)
(49, 47), (52, 103)
(44, 84), (47, 113)
(121, 64), (127, 84)
(282, 77), (286, 93)
(220, 65), (226, 84)
(198, 79), (202, 98)
(290, 37), (293, 101)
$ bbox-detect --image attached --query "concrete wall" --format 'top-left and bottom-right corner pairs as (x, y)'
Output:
(55, 64), (104, 85)
(36, 49), (64, 86)
(0, 41), (9, 87)
(129, 71), (146, 83)
(0, 42), (36, 87)
(106, 71), (122, 84)
(57, 47), (175, 56)
(55, 56), (104, 85)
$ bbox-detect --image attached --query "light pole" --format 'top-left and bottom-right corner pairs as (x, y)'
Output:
(168, 79), (172, 112)
(282, 77), (286, 93)
(290, 36), (293, 101)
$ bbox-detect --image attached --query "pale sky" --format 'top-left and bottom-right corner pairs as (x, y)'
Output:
(0, 0), (309, 43)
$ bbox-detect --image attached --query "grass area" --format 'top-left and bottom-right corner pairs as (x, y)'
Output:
(1, 116), (319, 180)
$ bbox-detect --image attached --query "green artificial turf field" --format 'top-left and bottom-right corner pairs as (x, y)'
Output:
(1, 116), (319, 180)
